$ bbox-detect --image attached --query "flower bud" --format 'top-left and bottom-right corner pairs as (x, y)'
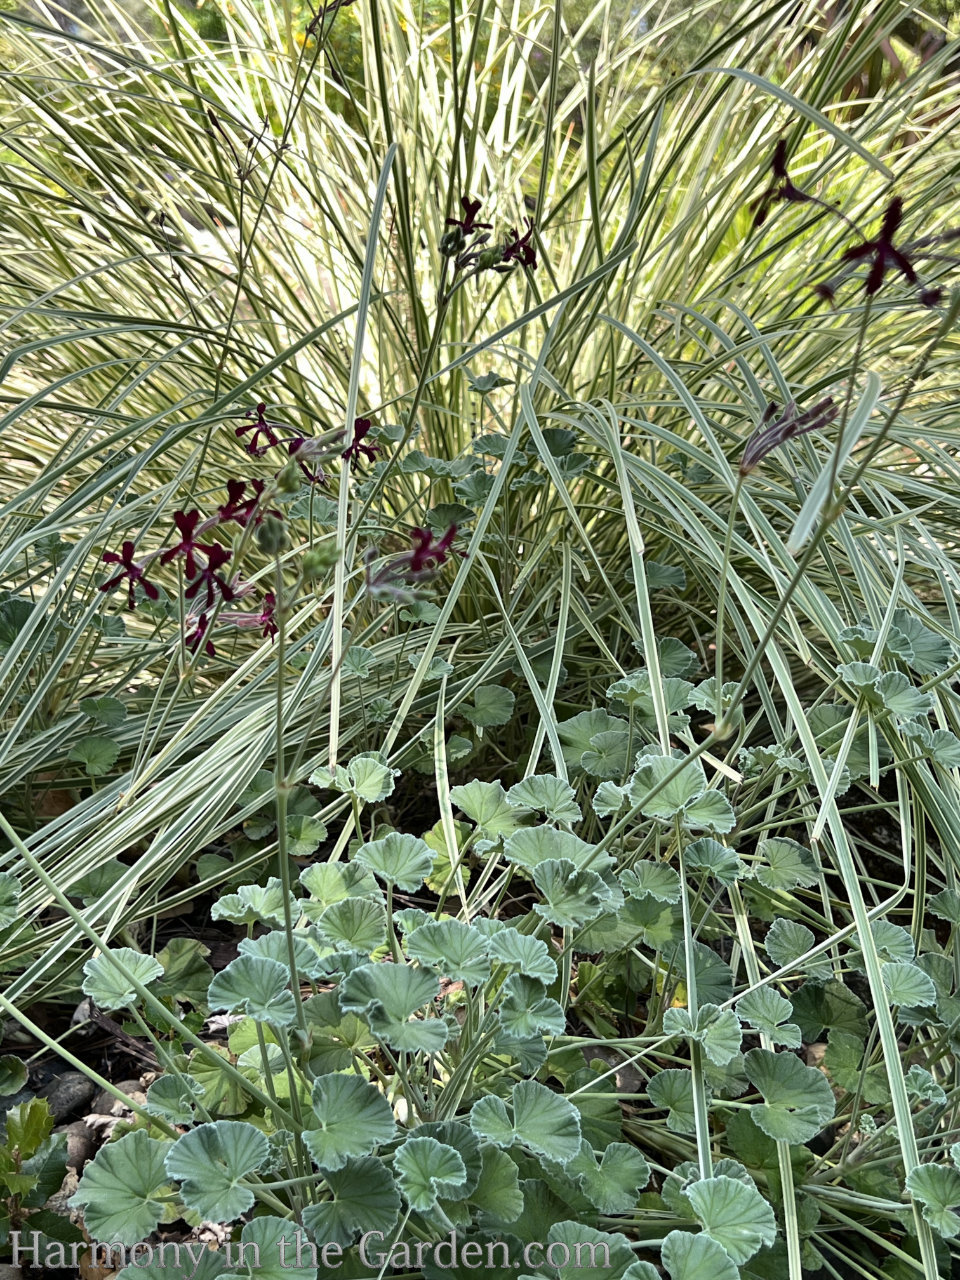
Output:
(256, 515), (289, 554)
(276, 460), (301, 494)
(303, 545), (338, 578)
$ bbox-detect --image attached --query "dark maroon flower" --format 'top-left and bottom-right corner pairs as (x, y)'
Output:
(99, 541), (160, 610)
(160, 510), (211, 578)
(445, 196), (492, 236)
(740, 398), (838, 476)
(813, 198), (948, 309)
(841, 197), (917, 296)
(342, 417), (380, 467)
(751, 139), (810, 229)
(364, 524), (463, 601)
(220, 592), (279, 642)
(258, 592), (278, 641)
(217, 478), (277, 527)
(184, 543), (235, 608)
(501, 220), (537, 270)
(407, 525), (459, 573)
(919, 286), (944, 307)
(186, 613), (216, 657)
(236, 403), (282, 456)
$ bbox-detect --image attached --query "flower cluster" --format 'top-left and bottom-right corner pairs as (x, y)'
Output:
(441, 195), (539, 284)
(752, 138), (952, 308)
(98, 504), (238, 623)
(97, 398), (344, 656)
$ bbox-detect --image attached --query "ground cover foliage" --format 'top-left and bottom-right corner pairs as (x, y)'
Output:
(2, 0), (960, 1276)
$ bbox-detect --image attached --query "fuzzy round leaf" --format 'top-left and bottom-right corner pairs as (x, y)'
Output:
(906, 1164), (960, 1238)
(663, 1005), (741, 1066)
(646, 1070), (703, 1135)
(207, 955), (296, 1027)
(512, 1079), (582, 1165)
(628, 749), (705, 818)
(79, 695), (127, 727)
(498, 975), (565, 1041)
(311, 752), (399, 804)
(581, 729), (631, 777)
(506, 774), (581, 825)
(556, 709), (628, 774)
(394, 1137), (467, 1212)
(461, 685), (515, 728)
(164, 1121), (269, 1222)
(592, 781), (626, 818)
(405, 919), (490, 985)
(487, 930), (557, 983)
(450, 779), (531, 839)
(69, 1131), (173, 1246)
(0, 1054), (28, 1097)
(684, 1174), (777, 1264)
(314, 898), (387, 954)
(504, 826), (601, 873)
(892, 609), (955, 675)
(735, 988), (801, 1049)
(755, 838), (820, 891)
(211, 879), (297, 929)
(237, 930), (328, 979)
(145, 1075), (205, 1125)
(764, 918), (831, 980)
(875, 671), (933, 719)
(532, 859), (609, 928)
(684, 839), (746, 886)
(744, 1048), (835, 1143)
(524, 1222), (636, 1280)
(68, 735), (120, 777)
(0, 872), (22, 930)
(301, 1156), (400, 1246)
(354, 832), (434, 891)
(661, 1229), (739, 1280)
(681, 790), (736, 834)
(469, 1095), (515, 1149)
(570, 1140), (650, 1214)
(469, 1145), (523, 1223)
(82, 947), (163, 1011)
(881, 961), (937, 1007)
(299, 861), (380, 913)
(116, 1249), (226, 1280)
(305, 1074), (396, 1171)
(621, 862), (681, 903)
(338, 961), (447, 1053)
(218, 1216), (319, 1280)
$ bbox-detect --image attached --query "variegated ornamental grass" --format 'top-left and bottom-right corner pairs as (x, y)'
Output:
(1, 0), (960, 1275)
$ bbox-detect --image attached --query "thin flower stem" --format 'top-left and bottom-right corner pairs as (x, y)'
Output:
(714, 473), (744, 723)
(676, 819), (712, 1180)
(273, 555), (307, 1041)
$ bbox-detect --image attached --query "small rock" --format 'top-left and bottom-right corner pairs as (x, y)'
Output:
(90, 1079), (145, 1115)
(583, 1046), (644, 1094)
(44, 1168), (79, 1218)
(39, 1071), (97, 1123)
(0, 1265), (24, 1280)
(54, 1120), (96, 1171)
(805, 1041), (828, 1069)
